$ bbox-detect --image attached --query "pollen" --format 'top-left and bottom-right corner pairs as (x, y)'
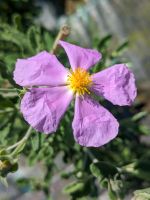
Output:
(67, 67), (93, 95)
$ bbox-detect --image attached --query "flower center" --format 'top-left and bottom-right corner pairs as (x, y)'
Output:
(67, 67), (92, 95)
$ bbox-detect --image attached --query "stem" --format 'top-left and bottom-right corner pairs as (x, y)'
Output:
(7, 126), (32, 151)
(0, 109), (14, 114)
(50, 25), (71, 54)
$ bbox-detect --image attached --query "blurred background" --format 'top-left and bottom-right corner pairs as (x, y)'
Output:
(0, 0), (150, 200)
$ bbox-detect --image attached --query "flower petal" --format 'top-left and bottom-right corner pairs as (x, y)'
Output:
(14, 51), (68, 87)
(92, 64), (137, 106)
(21, 86), (73, 134)
(59, 40), (101, 71)
(72, 96), (119, 147)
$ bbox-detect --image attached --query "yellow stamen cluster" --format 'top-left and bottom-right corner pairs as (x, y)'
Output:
(67, 67), (92, 95)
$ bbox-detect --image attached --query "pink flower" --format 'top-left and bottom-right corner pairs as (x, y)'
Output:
(13, 41), (137, 147)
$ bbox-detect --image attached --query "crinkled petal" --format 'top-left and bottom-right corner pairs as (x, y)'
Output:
(14, 51), (68, 87)
(92, 64), (137, 106)
(21, 86), (73, 134)
(59, 40), (101, 71)
(72, 96), (119, 147)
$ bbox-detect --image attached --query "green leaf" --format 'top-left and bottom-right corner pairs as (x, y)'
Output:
(111, 41), (129, 58)
(116, 41), (129, 53)
(108, 180), (117, 200)
(61, 171), (72, 179)
(133, 188), (150, 200)
(43, 31), (54, 51)
(63, 181), (84, 194)
(0, 95), (14, 109)
(98, 34), (112, 49)
(90, 162), (118, 179)
(27, 26), (38, 52)
(123, 160), (150, 181)
(12, 14), (21, 30)
(0, 148), (8, 155)
(139, 125), (150, 135)
(9, 162), (18, 173)
(31, 134), (39, 151)
(135, 160), (150, 181)
(11, 141), (26, 156)
(132, 111), (148, 121)
(0, 61), (9, 79)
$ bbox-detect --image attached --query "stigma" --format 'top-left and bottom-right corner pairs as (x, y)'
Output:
(67, 67), (92, 95)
